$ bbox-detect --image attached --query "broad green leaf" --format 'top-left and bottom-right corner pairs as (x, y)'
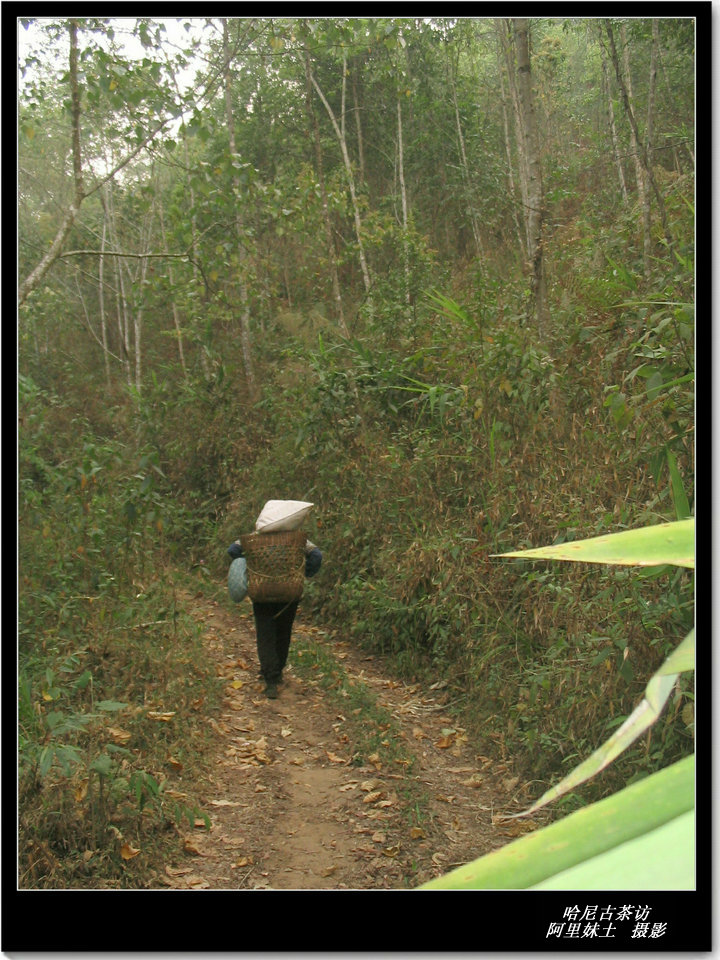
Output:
(656, 628), (694, 675)
(494, 519), (694, 568)
(95, 699), (128, 712)
(90, 753), (113, 777)
(532, 809), (694, 890)
(666, 448), (691, 520)
(38, 745), (54, 779)
(511, 628), (694, 817)
(419, 755), (693, 890)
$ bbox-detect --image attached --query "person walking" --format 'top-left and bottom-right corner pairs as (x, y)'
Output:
(227, 502), (322, 699)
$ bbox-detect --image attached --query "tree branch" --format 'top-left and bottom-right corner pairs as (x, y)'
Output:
(56, 249), (212, 298)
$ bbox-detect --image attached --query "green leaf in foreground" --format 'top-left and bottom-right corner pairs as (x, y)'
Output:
(419, 754), (694, 890)
(509, 628), (694, 817)
(493, 518), (694, 568)
(531, 809), (694, 890)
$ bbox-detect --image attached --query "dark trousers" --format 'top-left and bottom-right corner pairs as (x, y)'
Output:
(252, 600), (299, 684)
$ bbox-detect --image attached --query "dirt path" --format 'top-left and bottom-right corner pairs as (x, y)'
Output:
(157, 589), (537, 890)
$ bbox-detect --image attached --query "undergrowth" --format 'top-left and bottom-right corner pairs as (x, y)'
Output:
(18, 195), (694, 881)
(18, 400), (223, 888)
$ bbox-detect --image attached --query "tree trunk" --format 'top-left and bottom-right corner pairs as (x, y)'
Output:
(98, 217), (112, 387)
(497, 50), (525, 258)
(604, 21), (673, 253)
(156, 172), (188, 379)
(511, 18), (548, 332)
(19, 21), (175, 306)
(19, 20), (83, 306)
(104, 187), (132, 386)
(397, 94), (411, 308)
(598, 27), (629, 205)
(129, 202), (156, 394)
(642, 20), (659, 275)
(449, 46), (483, 259)
(310, 70), (372, 303)
(499, 21), (531, 255)
(303, 47), (347, 335)
(351, 64), (366, 188)
(222, 18), (256, 394)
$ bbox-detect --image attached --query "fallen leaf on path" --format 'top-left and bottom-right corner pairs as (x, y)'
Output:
(363, 790), (384, 804)
(165, 865), (193, 877)
(412, 727), (428, 740)
(410, 827), (426, 840)
(107, 727), (132, 744)
(461, 775), (484, 789)
(164, 789), (188, 800)
(360, 779), (382, 791)
(167, 757), (183, 771)
(183, 838), (205, 856)
(230, 719), (255, 732)
(339, 781), (359, 792)
(232, 736), (272, 764)
(444, 828), (465, 843)
(120, 843), (140, 860)
(230, 680), (244, 689)
(326, 751), (348, 764)
(208, 799), (243, 808)
(281, 727), (292, 738)
(147, 711), (175, 722)
(382, 844), (401, 858)
(233, 856), (254, 868)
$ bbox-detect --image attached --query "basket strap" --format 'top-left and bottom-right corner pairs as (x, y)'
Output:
(273, 599), (297, 620)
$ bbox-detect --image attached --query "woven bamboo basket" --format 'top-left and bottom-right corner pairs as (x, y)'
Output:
(240, 529), (306, 603)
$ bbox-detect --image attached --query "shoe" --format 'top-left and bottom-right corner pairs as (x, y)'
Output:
(264, 683), (279, 700)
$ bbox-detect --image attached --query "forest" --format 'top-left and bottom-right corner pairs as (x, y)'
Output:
(17, 16), (698, 905)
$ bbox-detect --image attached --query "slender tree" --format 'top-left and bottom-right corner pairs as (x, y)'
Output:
(303, 45), (348, 335)
(447, 40), (483, 259)
(598, 26), (629, 206)
(222, 17), (256, 393)
(603, 20), (673, 255)
(156, 171), (188, 379)
(510, 18), (548, 331)
(309, 67), (373, 302)
(19, 21), (177, 306)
